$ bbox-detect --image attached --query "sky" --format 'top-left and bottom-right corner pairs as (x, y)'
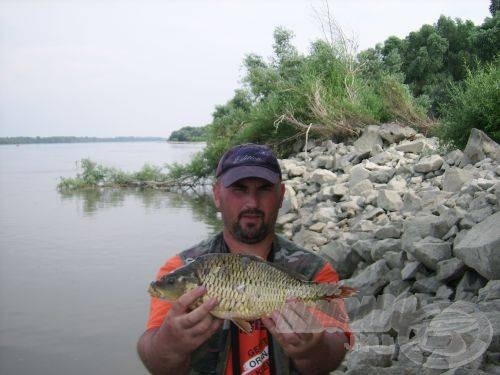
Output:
(0, 0), (492, 138)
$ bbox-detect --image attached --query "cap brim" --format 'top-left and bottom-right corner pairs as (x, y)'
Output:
(219, 165), (280, 187)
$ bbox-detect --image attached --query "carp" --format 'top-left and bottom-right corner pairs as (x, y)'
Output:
(148, 253), (355, 333)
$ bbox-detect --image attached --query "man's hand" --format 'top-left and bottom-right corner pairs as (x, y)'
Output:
(137, 286), (222, 374)
(262, 302), (348, 374)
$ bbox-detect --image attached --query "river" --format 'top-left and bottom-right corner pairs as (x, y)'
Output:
(0, 142), (219, 375)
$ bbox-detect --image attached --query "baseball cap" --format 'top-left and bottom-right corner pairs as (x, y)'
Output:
(215, 144), (282, 187)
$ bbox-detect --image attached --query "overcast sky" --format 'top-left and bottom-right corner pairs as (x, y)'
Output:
(0, 0), (491, 138)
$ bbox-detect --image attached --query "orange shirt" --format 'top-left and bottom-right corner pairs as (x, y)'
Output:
(146, 255), (352, 375)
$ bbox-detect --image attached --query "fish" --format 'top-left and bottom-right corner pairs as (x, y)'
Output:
(148, 253), (356, 333)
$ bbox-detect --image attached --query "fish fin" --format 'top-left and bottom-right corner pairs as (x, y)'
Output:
(325, 285), (357, 300)
(230, 318), (252, 334)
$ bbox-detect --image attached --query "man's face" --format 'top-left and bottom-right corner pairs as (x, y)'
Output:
(213, 177), (285, 244)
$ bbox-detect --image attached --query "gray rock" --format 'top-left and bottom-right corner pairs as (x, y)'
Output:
(371, 239), (402, 261)
(408, 236), (452, 271)
(350, 179), (374, 196)
(387, 175), (407, 192)
(378, 122), (417, 144)
(454, 211), (500, 280)
(414, 154), (444, 173)
(377, 190), (403, 211)
(435, 284), (454, 299)
(353, 125), (384, 153)
(292, 229), (328, 248)
(402, 190), (423, 212)
(320, 240), (361, 279)
(278, 185), (298, 215)
(396, 139), (434, 154)
(349, 164), (371, 186)
(412, 276), (442, 294)
(352, 240), (374, 263)
(374, 224), (402, 239)
(477, 300), (500, 352)
(345, 259), (390, 298)
(383, 251), (405, 269)
(383, 279), (410, 296)
(312, 154), (335, 169)
(370, 166), (395, 183)
(478, 280), (500, 302)
(459, 128), (500, 167)
(445, 149), (464, 166)
(276, 212), (298, 226)
(442, 167), (474, 192)
(401, 261), (422, 281)
(455, 271), (487, 302)
(347, 346), (394, 368)
(436, 257), (466, 282)
(280, 159), (307, 177)
(309, 169), (337, 185)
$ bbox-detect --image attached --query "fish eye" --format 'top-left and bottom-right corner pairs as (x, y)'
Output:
(165, 277), (175, 285)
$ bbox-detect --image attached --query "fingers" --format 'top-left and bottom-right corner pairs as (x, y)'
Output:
(182, 297), (219, 329)
(171, 286), (206, 315)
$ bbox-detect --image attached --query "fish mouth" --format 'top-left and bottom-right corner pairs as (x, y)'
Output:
(148, 284), (163, 298)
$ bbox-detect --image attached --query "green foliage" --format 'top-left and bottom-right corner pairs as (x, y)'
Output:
(362, 14), (499, 115)
(433, 61), (500, 148)
(168, 126), (208, 142)
(58, 159), (169, 191)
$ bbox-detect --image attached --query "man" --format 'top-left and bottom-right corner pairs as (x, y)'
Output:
(137, 144), (351, 375)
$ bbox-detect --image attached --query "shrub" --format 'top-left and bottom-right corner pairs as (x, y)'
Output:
(434, 60), (500, 148)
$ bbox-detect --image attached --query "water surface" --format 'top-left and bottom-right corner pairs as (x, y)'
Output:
(0, 142), (219, 374)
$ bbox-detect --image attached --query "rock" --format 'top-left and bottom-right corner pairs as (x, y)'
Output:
(292, 229), (327, 248)
(478, 280), (500, 302)
(454, 211), (500, 280)
(371, 239), (402, 261)
(387, 175), (407, 192)
(459, 128), (500, 167)
(455, 271), (487, 302)
(378, 122), (417, 144)
(350, 179), (374, 196)
(402, 190), (423, 212)
(280, 159), (307, 177)
(347, 346), (394, 368)
(477, 300), (500, 352)
(349, 165), (371, 186)
(436, 257), (466, 282)
(401, 261), (422, 281)
(445, 149), (464, 166)
(402, 215), (451, 254)
(353, 125), (384, 153)
(276, 212), (298, 226)
(383, 251), (405, 269)
(312, 154), (335, 169)
(396, 139), (434, 154)
(407, 236), (452, 271)
(383, 279), (410, 296)
(309, 169), (337, 185)
(279, 185), (298, 215)
(345, 260), (390, 298)
(320, 240), (361, 279)
(435, 284), (454, 299)
(352, 240), (374, 263)
(414, 155), (444, 173)
(412, 276), (442, 294)
(442, 167), (475, 192)
(374, 224), (401, 239)
(370, 166), (395, 183)
(311, 206), (338, 223)
(377, 190), (403, 211)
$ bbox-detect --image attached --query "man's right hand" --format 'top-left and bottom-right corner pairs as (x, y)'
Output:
(138, 286), (222, 374)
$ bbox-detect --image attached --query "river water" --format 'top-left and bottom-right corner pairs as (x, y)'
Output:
(0, 142), (219, 375)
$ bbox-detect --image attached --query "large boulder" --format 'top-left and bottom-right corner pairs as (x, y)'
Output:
(454, 211), (500, 280)
(459, 128), (500, 167)
(353, 125), (384, 153)
(442, 167), (474, 192)
(378, 122), (417, 144)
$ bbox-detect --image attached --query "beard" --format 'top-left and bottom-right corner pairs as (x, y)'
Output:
(229, 209), (271, 244)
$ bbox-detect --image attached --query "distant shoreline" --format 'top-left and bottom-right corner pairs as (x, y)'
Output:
(0, 136), (168, 145)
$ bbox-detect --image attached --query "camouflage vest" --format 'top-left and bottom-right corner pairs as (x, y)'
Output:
(178, 232), (329, 375)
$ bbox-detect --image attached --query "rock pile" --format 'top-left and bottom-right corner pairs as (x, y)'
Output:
(276, 124), (500, 374)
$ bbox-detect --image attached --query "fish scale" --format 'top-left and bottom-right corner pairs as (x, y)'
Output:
(149, 253), (356, 333)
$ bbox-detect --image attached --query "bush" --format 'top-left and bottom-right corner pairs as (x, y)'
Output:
(434, 60), (500, 148)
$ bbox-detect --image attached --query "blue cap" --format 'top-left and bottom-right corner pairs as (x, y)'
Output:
(216, 144), (282, 187)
